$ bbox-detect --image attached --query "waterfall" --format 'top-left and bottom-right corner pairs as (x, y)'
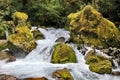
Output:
(113, 60), (119, 68)
(5, 30), (9, 40)
(0, 27), (120, 80)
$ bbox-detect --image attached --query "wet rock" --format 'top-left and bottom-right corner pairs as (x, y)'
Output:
(0, 74), (17, 80)
(86, 50), (112, 74)
(25, 77), (48, 80)
(101, 49), (109, 54)
(80, 47), (88, 55)
(52, 68), (74, 80)
(32, 29), (44, 40)
(8, 26), (37, 54)
(101, 47), (120, 66)
(97, 46), (104, 49)
(67, 5), (120, 48)
(0, 50), (16, 62)
(111, 71), (120, 76)
(55, 37), (65, 43)
(0, 50), (10, 60)
(51, 43), (77, 64)
(8, 56), (16, 62)
(76, 44), (88, 55)
(84, 50), (95, 60)
(0, 40), (7, 51)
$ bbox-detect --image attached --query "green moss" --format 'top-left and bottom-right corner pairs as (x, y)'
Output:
(89, 60), (112, 74)
(8, 26), (36, 53)
(86, 50), (112, 74)
(52, 68), (74, 80)
(86, 55), (99, 64)
(13, 12), (28, 20)
(51, 43), (77, 64)
(67, 5), (120, 48)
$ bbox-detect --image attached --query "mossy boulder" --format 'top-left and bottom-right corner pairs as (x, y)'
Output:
(89, 60), (112, 74)
(8, 26), (36, 54)
(32, 29), (44, 40)
(67, 5), (120, 48)
(51, 43), (77, 64)
(13, 12), (28, 20)
(12, 11), (31, 27)
(52, 68), (74, 80)
(86, 50), (112, 74)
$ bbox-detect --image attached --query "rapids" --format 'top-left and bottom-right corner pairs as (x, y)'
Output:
(0, 27), (120, 80)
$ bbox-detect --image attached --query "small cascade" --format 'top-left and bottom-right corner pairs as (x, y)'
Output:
(0, 27), (120, 80)
(113, 60), (119, 69)
(5, 30), (9, 40)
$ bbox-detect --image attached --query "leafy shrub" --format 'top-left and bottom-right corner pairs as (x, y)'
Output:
(22, 0), (84, 27)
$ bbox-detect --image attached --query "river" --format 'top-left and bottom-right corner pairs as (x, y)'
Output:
(0, 27), (120, 80)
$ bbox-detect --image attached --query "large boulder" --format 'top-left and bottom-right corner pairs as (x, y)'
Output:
(67, 5), (120, 48)
(86, 50), (112, 74)
(51, 43), (77, 64)
(8, 26), (36, 54)
(89, 60), (112, 74)
(52, 68), (74, 80)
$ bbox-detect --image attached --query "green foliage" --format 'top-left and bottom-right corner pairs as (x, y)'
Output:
(0, 0), (120, 29)
(0, 0), (12, 21)
(97, 0), (120, 29)
(0, 0), (22, 39)
(0, 0), (22, 21)
(0, 21), (14, 39)
(0, 24), (5, 39)
(22, 0), (84, 27)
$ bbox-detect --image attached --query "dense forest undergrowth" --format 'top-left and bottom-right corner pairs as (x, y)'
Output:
(0, 0), (120, 28)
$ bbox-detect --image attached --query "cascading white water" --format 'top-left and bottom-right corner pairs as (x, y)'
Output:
(0, 27), (120, 80)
